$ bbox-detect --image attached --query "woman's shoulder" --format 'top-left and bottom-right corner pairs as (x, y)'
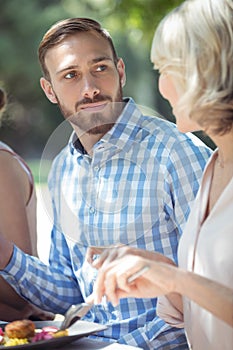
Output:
(0, 142), (33, 200)
(0, 141), (14, 153)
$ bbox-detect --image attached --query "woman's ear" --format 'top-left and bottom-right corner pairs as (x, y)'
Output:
(40, 77), (57, 104)
(117, 58), (126, 87)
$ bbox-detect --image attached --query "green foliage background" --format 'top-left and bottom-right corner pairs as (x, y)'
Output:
(0, 0), (214, 162)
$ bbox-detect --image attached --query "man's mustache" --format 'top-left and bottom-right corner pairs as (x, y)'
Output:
(75, 95), (112, 110)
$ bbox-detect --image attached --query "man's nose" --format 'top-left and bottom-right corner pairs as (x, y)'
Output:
(82, 75), (100, 99)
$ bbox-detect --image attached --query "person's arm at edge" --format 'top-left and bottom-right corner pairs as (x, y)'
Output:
(143, 261), (233, 328)
(173, 266), (233, 328)
(92, 253), (232, 327)
(0, 151), (33, 254)
(0, 233), (14, 270)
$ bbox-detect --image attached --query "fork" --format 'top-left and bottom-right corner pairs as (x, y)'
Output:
(60, 302), (93, 330)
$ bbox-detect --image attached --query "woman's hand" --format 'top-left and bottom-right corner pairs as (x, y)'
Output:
(87, 245), (173, 269)
(86, 246), (107, 265)
(91, 247), (178, 306)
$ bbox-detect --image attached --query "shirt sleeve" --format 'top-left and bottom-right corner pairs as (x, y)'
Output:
(157, 296), (184, 328)
(117, 315), (187, 349)
(1, 232), (84, 313)
(164, 138), (211, 235)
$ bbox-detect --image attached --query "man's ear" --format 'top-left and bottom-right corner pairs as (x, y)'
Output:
(40, 77), (58, 104)
(117, 58), (126, 87)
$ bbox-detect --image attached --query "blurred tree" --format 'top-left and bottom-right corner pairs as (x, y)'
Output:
(0, 0), (214, 160)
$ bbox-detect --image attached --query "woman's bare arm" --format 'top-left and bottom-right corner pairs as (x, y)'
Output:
(174, 267), (233, 327)
(0, 151), (33, 254)
(91, 249), (233, 327)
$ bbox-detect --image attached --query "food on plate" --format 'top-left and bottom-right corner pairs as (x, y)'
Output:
(52, 329), (69, 338)
(0, 320), (68, 347)
(4, 338), (28, 346)
(5, 320), (35, 339)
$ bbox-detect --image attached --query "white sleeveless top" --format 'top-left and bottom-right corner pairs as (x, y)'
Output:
(0, 141), (37, 256)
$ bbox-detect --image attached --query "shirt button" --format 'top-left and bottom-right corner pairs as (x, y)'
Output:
(89, 207), (95, 214)
(94, 166), (99, 172)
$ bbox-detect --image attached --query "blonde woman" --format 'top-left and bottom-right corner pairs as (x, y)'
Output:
(0, 88), (53, 321)
(89, 0), (233, 349)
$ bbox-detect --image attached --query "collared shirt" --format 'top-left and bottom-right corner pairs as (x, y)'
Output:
(2, 98), (212, 349)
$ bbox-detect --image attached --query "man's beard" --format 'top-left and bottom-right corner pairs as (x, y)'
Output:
(55, 85), (124, 136)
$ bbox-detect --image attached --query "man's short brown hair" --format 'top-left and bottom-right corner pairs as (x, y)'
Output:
(38, 18), (119, 80)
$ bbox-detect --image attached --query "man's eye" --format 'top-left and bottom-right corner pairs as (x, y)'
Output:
(64, 72), (76, 79)
(96, 65), (107, 72)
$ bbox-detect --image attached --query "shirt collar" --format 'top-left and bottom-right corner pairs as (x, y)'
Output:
(69, 133), (84, 155)
(102, 97), (144, 152)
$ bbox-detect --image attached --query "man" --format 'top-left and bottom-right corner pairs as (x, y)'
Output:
(0, 18), (212, 349)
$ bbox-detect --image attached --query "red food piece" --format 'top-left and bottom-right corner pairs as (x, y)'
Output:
(31, 330), (53, 342)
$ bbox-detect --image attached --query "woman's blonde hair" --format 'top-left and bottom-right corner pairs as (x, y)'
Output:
(151, 0), (233, 135)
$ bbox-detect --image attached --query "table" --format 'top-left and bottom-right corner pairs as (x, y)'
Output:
(53, 338), (140, 349)
(54, 320), (141, 350)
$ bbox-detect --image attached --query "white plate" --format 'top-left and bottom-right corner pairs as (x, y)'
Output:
(0, 320), (107, 350)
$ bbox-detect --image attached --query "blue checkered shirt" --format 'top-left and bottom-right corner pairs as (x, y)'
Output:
(2, 98), (212, 349)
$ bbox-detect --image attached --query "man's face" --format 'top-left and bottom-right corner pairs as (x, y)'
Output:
(40, 31), (126, 136)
